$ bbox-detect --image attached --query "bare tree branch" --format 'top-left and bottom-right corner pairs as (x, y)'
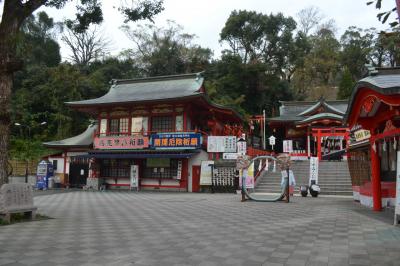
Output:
(61, 25), (112, 66)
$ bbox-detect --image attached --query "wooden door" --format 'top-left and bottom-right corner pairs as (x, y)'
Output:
(192, 165), (201, 192)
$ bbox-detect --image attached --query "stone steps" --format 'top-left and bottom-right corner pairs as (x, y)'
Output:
(254, 160), (353, 196)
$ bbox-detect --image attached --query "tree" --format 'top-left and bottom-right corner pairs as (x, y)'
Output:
(220, 10), (296, 69)
(337, 68), (355, 99)
(296, 6), (323, 36)
(291, 25), (341, 100)
(62, 26), (111, 66)
(122, 21), (212, 76)
(340, 26), (375, 80)
(0, 0), (164, 186)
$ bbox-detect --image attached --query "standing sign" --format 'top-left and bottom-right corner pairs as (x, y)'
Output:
(394, 151), (400, 225)
(199, 160), (214, 185)
(283, 140), (293, 153)
(223, 153), (239, 160)
(309, 157), (319, 185)
(237, 139), (247, 155)
(130, 165), (139, 191)
(176, 160), (182, 180)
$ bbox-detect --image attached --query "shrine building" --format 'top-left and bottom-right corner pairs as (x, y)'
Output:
(344, 67), (400, 211)
(44, 73), (244, 191)
(267, 98), (349, 160)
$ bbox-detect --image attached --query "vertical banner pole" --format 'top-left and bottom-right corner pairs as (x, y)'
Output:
(263, 109), (266, 150)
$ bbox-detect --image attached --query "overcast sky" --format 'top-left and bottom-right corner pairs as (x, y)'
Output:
(39, 0), (394, 60)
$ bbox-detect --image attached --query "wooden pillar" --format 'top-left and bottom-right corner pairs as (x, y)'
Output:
(183, 105), (187, 131)
(370, 140), (382, 211)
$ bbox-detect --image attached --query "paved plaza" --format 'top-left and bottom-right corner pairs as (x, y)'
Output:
(1, 192), (400, 266)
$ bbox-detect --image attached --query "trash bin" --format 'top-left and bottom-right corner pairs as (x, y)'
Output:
(48, 177), (55, 189)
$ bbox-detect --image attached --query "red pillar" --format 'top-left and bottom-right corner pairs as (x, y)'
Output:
(317, 131), (322, 160)
(370, 141), (382, 211)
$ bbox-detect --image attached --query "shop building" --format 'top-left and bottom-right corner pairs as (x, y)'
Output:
(267, 98), (349, 160)
(344, 67), (400, 211)
(45, 73), (243, 191)
(43, 124), (97, 187)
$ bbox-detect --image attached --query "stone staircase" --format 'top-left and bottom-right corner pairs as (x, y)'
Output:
(254, 160), (353, 196)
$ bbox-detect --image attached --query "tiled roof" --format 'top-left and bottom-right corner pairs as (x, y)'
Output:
(66, 73), (204, 106)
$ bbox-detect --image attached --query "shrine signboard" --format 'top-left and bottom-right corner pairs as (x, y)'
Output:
(94, 136), (149, 149)
(151, 133), (201, 149)
(207, 136), (237, 153)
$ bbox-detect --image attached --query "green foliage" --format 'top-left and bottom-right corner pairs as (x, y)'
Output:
(337, 68), (356, 100)
(367, 0), (399, 27)
(122, 21), (212, 76)
(17, 11), (61, 68)
(340, 27), (375, 80)
(9, 137), (49, 162)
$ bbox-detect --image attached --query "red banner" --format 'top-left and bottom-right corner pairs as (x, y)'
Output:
(94, 136), (149, 149)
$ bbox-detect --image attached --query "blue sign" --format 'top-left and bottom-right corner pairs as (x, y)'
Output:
(151, 133), (202, 149)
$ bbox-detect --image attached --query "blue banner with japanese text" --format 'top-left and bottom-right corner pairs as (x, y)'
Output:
(150, 133), (202, 149)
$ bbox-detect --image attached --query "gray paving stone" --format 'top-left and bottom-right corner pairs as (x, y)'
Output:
(0, 192), (398, 266)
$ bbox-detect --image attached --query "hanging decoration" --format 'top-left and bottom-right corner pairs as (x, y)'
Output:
(372, 142), (377, 152)
(383, 139), (387, 151)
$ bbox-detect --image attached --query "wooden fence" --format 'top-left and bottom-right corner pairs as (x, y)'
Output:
(9, 160), (39, 176)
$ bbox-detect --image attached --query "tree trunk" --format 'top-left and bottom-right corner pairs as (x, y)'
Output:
(0, 70), (12, 186)
(0, 0), (47, 186)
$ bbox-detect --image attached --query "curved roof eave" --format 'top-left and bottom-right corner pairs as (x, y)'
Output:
(43, 124), (97, 149)
(296, 113), (343, 125)
(297, 99), (345, 117)
(343, 77), (400, 124)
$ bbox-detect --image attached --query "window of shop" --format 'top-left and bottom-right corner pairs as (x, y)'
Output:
(100, 159), (130, 178)
(151, 116), (174, 132)
(109, 119), (119, 135)
(100, 119), (107, 136)
(175, 115), (183, 131)
(143, 158), (179, 179)
(119, 118), (129, 134)
(109, 118), (129, 135)
(131, 116), (148, 135)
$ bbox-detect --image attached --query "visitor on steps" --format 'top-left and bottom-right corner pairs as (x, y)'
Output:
(281, 170), (296, 196)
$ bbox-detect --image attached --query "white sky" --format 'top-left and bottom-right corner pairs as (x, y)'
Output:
(37, 0), (395, 60)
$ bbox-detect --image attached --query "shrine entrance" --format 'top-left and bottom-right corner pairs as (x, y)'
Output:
(311, 127), (349, 161)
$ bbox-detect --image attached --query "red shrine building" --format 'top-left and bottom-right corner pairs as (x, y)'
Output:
(345, 67), (400, 211)
(267, 98), (349, 160)
(44, 73), (244, 191)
